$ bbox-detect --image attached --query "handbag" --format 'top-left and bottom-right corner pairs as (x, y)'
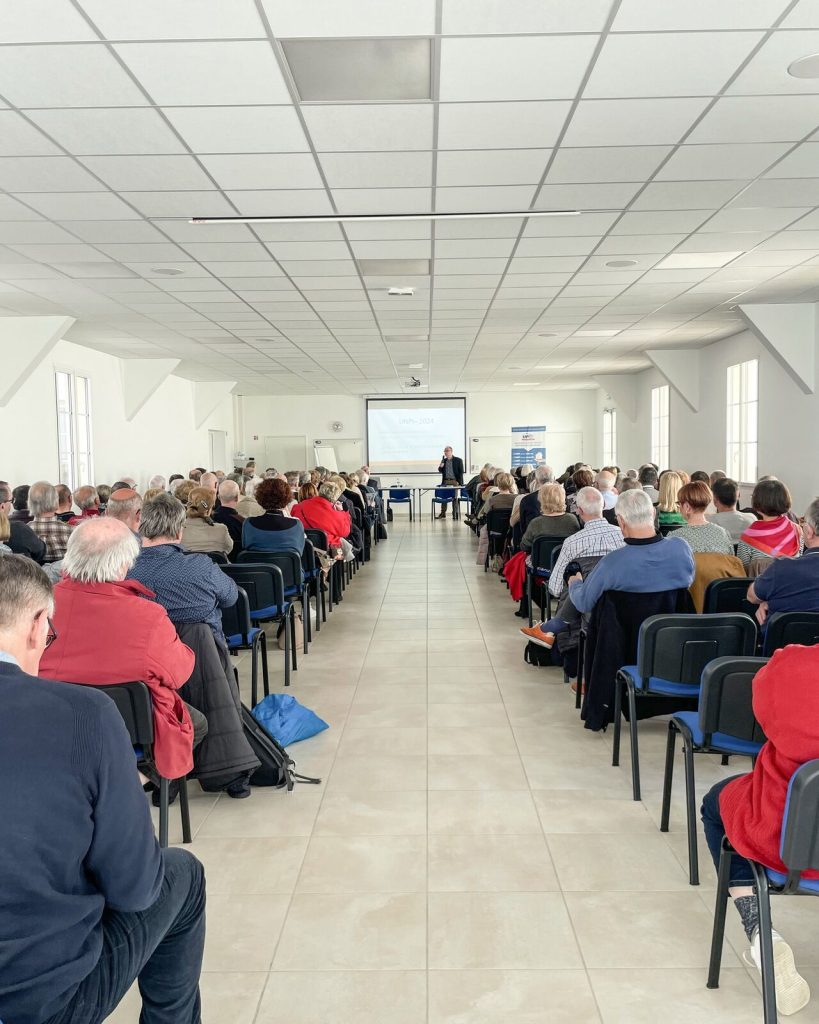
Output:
(277, 613), (304, 651)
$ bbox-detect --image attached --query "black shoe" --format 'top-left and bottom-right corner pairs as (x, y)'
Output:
(227, 778), (252, 799)
(435, 513), (446, 519)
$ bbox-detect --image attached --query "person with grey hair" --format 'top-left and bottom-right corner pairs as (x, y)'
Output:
(293, 479), (352, 551)
(28, 480), (73, 563)
(68, 484), (101, 526)
(0, 552), (206, 1024)
(596, 469), (618, 510)
(298, 470), (312, 486)
(128, 492), (238, 645)
(200, 472), (218, 495)
(236, 475), (264, 519)
(565, 488), (694, 618)
(746, 497), (819, 627)
(212, 478), (244, 559)
(519, 487), (625, 649)
(513, 463), (555, 532)
(0, 482), (46, 562)
(148, 474), (166, 491)
(105, 487), (143, 536)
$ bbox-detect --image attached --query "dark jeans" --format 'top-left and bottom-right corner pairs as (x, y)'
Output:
(43, 847), (206, 1024)
(538, 616), (568, 635)
(701, 775), (756, 886)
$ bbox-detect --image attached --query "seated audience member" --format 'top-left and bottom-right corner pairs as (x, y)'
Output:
(39, 518), (205, 781)
(700, 645), (818, 1016)
(520, 482), (582, 553)
(237, 476), (265, 519)
(513, 464), (555, 531)
(28, 480), (73, 563)
(148, 474), (166, 491)
(567, 488), (695, 615)
(673, 481), (734, 554)
(128, 492), (238, 645)
(343, 473), (367, 515)
(293, 479), (352, 551)
(142, 487), (165, 503)
(0, 482), (46, 562)
(746, 498), (819, 625)
(566, 468), (595, 515)
(480, 471), (517, 516)
(520, 486), (625, 648)
(168, 473), (184, 490)
(212, 479), (244, 559)
(710, 470), (727, 486)
(656, 470), (687, 528)
(106, 487), (142, 536)
(181, 487), (232, 556)
(596, 470), (618, 510)
(214, 470), (225, 483)
(639, 465), (660, 503)
(618, 477), (642, 493)
(172, 478), (196, 506)
(243, 477), (306, 556)
(95, 482), (111, 511)
(188, 467), (202, 483)
(736, 478), (802, 570)
(690, 470), (710, 485)
(706, 477), (757, 543)
(299, 481), (318, 503)
(0, 554), (206, 1024)
(55, 484), (74, 522)
(68, 484), (101, 525)
(264, 466), (278, 479)
(285, 470), (300, 493)
(112, 478), (136, 491)
(10, 483), (32, 522)
(200, 472), (218, 496)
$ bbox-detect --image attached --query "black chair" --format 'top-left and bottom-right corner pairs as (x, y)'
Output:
(526, 536), (564, 626)
(614, 613), (758, 800)
(202, 550), (229, 565)
(659, 522), (684, 536)
(221, 563), (296, 686)
(301, 537), (324, 632)
(660, 656), (769, 885)
(221, 586), (269, 706)
(484, 507), (512, 572)
(304, 527), (343, 610)
(708, 759), (819, 1022)
(763, 610), (819, 655)
(237, 550), (310, 652)
(85, 681), (191, 848)
(702, 577), (756, 616)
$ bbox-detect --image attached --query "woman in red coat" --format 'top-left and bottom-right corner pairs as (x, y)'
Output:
(292, 480), (351, 550)
(701, 644), (819, 1016)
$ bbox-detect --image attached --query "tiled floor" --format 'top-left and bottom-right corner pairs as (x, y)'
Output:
(108, 520), (819, 1023)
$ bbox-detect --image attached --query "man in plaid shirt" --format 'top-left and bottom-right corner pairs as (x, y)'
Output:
(28, 481), (73, 563)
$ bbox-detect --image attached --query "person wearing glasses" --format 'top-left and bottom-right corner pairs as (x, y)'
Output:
(0, 553), (206, 1024)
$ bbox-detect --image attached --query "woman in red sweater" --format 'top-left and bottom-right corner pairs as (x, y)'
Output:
(292, 479), (351, 550)
(701, 644), (819, 1016)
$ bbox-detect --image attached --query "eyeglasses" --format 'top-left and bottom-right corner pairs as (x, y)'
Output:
(45, 618), (58, 649)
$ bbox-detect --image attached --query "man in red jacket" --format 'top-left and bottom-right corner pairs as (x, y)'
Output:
(701, 645), (819, 1017)
(39, 516), (205, 781)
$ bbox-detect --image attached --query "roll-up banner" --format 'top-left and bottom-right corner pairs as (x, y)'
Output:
(511, 425), (546, 467)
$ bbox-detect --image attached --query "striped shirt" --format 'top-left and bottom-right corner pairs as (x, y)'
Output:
(548, 517), (625, 597)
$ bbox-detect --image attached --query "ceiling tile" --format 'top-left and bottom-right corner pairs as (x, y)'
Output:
(764, 142), (819, 178)
(0, 195), (44, 220)
(122, 191), (236, 218)
(0, 44), (147, 106)
(522, 211), (619, 237)
(332, 188), (432, 215)
(0, 222), (78, 243)
(162, 106), (308, 154)
(783, 0), (819, 25)
(0, 112), (61, 155)
(79, 154), (215, 191)
(657, 142), (791, 180)
(439, 35), (598, 101)
(437, 101), (570, 150)
(348, 240), (432, 260)
(688, 95), (819, 145)
(200, 153), (323, 190)
(656, 251), (743, 269)
(302, 104), (433, 152)
(0, 0), (97, 41)
(612, 0), (791, 30)
(515, 236), (600, 257)
(261, 0), (436, 35)
(612, 210), (713, 234)
(436, 185), (536, 212)
(437, 149), (549, 187)
(585, 32), (762, 98)
(728, 29), (819, 94)
(318, 151), (432, 189)
(0, 157), (101, 192)
(633, 180), (748, 209)
(27, 108), (186, 156)
(563, 97), (710, 146)
(115, 41), (291, 105)
(443, 0), (614, 33)
(547, 145), (670, 183)
(78, 0), (265, 39)
(726, 178), (819, 206)
(435, 238), (516, 258)
(534, 182), (642, 210)
(18, 191), (141, 219)
(596, 233), (686, 254)
(226, 190), (334, 216)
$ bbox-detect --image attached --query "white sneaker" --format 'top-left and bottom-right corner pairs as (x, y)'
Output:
(743, 928), (810, 1016)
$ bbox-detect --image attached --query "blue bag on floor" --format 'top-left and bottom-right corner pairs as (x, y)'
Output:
(251, 694), (329, 747)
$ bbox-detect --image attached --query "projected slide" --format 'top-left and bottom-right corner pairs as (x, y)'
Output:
(367, 398), (466, 474)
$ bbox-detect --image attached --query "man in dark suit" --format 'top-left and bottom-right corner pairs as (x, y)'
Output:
(516, 464), (554, 533)
(436, 446), (464, 519)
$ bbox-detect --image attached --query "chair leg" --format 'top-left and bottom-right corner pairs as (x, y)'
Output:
(303, 595), (311, 649)
(752, 862), (778, 1024)
(283, 614), (291, 687)
(720, 754), (730, 766)
(158, 776), (169, 848)
(250, 637), (259, 707)
(179, 775), (192, 844)
(259, 632), (270, 698)
(660, 721), (676, 832)
(290, 607), (298, 673)
(707, 841), (733, 988)
(626, 681), (641, 801)
(612, 673), (623, 766)
(320, 580), (327, 622)
(682, 735), (700, 885)
(575, 635), (585, 711)
(527, 575), (534, 627)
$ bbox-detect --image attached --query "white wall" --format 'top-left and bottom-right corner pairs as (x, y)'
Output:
(0, 339), (234, 491)
(599, 328), (819, 513)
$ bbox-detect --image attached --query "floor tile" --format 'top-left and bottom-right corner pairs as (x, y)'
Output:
(315, 791), (428, 835)
(326, 753), (428, 792)
(428, 790), (542, 834)
(428, 834), (559, 891)
(190, 837), (307, 893)
(202, 894), (290, 972)
(547, 832), (691, 891)
(428, 754), (529, 790)
(257, 972), (427, 1024)
(588, 968), (763, 1023)
(429, 969), (601, 1024)
(297, 835), (427, 892)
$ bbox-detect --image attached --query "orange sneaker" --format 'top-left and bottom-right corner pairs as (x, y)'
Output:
(519, 625), (555, 648)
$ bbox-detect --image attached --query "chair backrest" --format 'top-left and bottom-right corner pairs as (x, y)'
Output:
(88, 681), (154, 747)
(301, 537), (318, 574)
(236, 549), (302, 589)
(202, 550), (229, 565)
(221, 586), (252, 642)
(434, 487), (457, 499)
(698, 656), (769, 745)
(222, 563), (284, 614)
(530, 534), (564, 570)
(352, 506), (364, 529)
(304, 527), (329, 552)
(763, 611), (819, 656)
(659, 522), (684, 536)
(389, 488), (410, 500)
(702, 576), (756, 616)
(486, 507), (512, 536)
(637, 613), (758, 685)
(779, 760), (819, 884)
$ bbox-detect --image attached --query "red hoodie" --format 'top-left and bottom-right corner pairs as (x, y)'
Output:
(720, 645), (819, 878)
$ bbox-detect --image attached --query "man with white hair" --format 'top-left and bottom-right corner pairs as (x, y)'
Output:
(200, 471), (218, 494)
(512, 463), (555, 531)
(68, 484), (101, 525)
(566, 488), (695, 616)
(236, 476), (264, 519)
(0, 553), (206, 1024)
(105, 487), (143, 536)
(148, 473), (166, 491)
(596, 469), (618, 510)
(519, 487), (625, 647)
(28, 480), (73, 563)
(212, 478), (244, 558)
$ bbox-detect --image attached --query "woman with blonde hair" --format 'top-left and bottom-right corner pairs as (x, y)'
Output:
(520, 483), (581, 552)
(657, 470), (686, 528)
(181, 486), (233, 555)
(142, 487), (165, 504)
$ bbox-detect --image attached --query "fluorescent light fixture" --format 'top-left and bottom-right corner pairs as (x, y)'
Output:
(190, 210), (580, 225)
(407, 362), (424, 368)
(387, 287), (414, 296)
(513, 381), (540, 386)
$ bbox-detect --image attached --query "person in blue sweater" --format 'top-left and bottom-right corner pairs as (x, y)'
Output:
(0, 554), (205, 1024)
(243, 476), (305, 556)
(568, 487), (696, 613)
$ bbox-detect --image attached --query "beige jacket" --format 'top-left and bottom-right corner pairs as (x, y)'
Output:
(181, 517), (233, 555)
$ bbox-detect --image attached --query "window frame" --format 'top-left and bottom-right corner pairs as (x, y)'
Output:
(602, 407), (617, 466)
(650, 384), (670, 469)
(726, 358), (758, 484)
(54, 368), (94, 490)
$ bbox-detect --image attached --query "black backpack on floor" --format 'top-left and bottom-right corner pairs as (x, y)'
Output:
(524, 641), (553, 667)
(241, 703), (321, 790)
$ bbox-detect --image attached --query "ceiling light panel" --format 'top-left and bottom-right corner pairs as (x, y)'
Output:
(282, 38), (431, 102)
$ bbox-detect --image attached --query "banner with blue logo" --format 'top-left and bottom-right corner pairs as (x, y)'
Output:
(511, 425), (546, 467)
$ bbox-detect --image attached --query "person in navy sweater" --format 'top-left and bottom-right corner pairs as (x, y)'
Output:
(0, 554), (205, 1024)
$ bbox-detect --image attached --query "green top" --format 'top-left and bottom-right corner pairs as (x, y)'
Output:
(658, 510), (686, 526)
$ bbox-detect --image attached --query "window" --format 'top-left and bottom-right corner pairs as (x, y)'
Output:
(602, 408), (617, 465)
(55, 370), (93, 490)
(651, 385), (670, 468)
(726, 359), (758, 482)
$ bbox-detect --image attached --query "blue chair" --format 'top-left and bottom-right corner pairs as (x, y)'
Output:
(221, 586), (269, 707)
(614, 613), (758, 800)
(708, 759), (819, 1022)
(237, 550), (310, 653)
(457, 488), (472, 518)
(661, 656), (769, 885)
(431, 487), (458, 521)
(525, 536), (564, 626)
(222, 563), (297, 686)
(388, 488), (413, 522)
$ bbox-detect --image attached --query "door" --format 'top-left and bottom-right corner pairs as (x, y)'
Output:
(263, 435), (308, 474)
(208, 429), (227, 473)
